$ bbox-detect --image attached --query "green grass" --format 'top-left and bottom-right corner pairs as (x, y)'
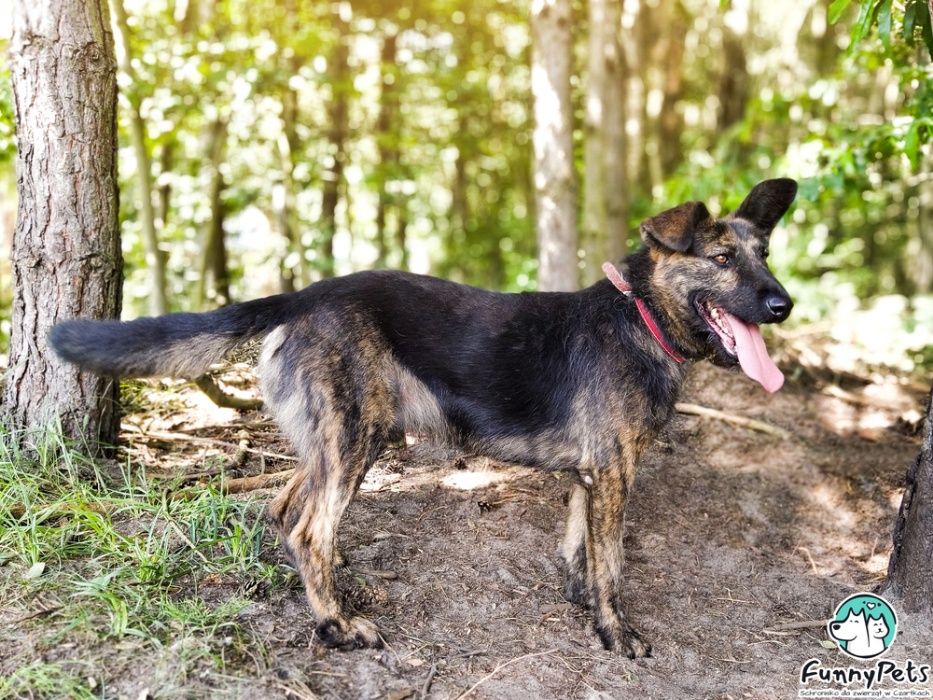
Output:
(0, 425), (287, 699)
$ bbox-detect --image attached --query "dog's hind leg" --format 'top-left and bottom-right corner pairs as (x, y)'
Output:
(262, 324), (393, 650)
(267, 414), (387, 649)
(585, 457), (652, 659)
(561, 482), (590, 607)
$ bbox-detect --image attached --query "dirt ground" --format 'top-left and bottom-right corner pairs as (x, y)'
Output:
(10, 360), (933, 699)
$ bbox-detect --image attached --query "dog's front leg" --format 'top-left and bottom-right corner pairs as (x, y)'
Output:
(584, 462), (651, 658)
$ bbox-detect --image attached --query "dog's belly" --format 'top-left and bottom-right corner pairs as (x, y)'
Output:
(391, 361), (585, 471)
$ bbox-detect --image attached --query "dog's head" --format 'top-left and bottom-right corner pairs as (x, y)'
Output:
(634, 178), (797, 392)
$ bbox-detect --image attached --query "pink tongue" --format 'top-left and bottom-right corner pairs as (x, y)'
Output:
(721, 311), (784, 393)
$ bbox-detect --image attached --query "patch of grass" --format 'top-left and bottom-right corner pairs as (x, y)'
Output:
(0, 424), (287, 698)
(0, 661), (99, 700)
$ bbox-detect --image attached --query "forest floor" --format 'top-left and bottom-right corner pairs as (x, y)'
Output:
(2, 351), (932, 699)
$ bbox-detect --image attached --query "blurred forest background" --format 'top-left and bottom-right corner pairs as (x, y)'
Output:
(0, 0), (931, 373)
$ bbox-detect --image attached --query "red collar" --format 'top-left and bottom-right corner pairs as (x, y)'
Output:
(602, 262), (686, 364)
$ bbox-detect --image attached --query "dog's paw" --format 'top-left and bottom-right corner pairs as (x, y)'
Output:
(562, 574), (591, 608)
(315, 616), (384, 650)
(596, 621), (652, 659)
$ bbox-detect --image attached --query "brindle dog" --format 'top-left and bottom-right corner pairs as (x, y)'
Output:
(50, 178), (798, 657)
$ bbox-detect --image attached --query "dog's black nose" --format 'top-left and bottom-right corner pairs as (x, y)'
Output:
(766, 295), (792, 321)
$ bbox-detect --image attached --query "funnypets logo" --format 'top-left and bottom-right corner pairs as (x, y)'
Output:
(827, 593), (897, 660)
(799, 593), (931, 698)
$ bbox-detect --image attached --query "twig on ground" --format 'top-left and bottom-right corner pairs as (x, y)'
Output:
(419, 662), (438, 699)
(127, 430), (296, 463)
(675, 402), (791, 438)
(221, 468), (296, 494)
(455, 648), (557, 700)
(6, 502), (109, 520)
(8, 605), (62, 624)
(194, 374), (263, 410)
(763, 619), (827, 633)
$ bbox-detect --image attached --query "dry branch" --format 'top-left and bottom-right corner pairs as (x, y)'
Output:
(221, 468), (296, 494)
(675, 402), (791, 438)
(763, 619), (827, 632)
(126, 430), (296, 462)
(194, 374), (263, 410)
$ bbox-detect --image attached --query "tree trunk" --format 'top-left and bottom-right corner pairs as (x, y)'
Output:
(583, 0), (627, 285)
(111, 0), (168, 315)
(906, 150), (933, 293)
(884, 388), (933, 612)
(276, 84), (303, 293)
(532, 0), (578, 291)
(626, 0), (652, 198)
(5, 0), (123, 446)
(656, 1), (687, 179)
(320, 6), (350, 279)
(375, 33), (399, 268)
(582, 0), (609, 285)
(604, 29), (628, 265)
(197, 118), (230, 308)
(717, 14), (749, 134)
(157, 142), (173, 232)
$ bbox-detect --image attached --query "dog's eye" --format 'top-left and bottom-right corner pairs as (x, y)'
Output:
(711, 254), (731, 267)
(761, 248), (770, 259)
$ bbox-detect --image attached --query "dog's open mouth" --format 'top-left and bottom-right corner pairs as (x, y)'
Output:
(695, 299), (785, 394)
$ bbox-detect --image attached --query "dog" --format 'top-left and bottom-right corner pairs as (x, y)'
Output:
(50, 178), (798, 658)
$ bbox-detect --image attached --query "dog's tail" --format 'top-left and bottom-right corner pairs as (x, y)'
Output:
(49, 292), (300, 378)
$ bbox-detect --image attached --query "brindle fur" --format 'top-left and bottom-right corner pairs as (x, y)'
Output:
(49, 179), (798, 657)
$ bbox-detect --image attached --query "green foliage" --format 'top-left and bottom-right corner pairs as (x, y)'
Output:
(0, 63), (14, 165)
(0, 0), (931, 371)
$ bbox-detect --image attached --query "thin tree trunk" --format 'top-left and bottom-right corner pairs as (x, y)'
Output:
(583, 0), (627, 284)
(717, 6), (749, 134)
(532, 0), (578, 291)
(657, 3), (687, 178)
(604, 29), (628, 264)
(276, 85), (302, 293)
(375, 32), (401, 269)
(320, 6), (350, 279)
(627, 1), (651, 197)
(5, 0), (123, 446)
(111, 0), (168, 315)
(198, 118), (229, 308)
(396, 203), (409, 271)
(883, 388), (933, 612)
(583, 0), (609, 285)
(157, 143), (173, 231)
(907, 152), (933, 292)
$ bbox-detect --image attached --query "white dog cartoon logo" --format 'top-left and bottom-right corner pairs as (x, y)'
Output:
(827, 593), (897, 660)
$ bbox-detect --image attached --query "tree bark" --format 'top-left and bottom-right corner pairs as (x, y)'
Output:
(111, 0), (167, 315)
(583, 0), (627, 285)
(532, 0), (578, 291)
(883, 389), (933, 612)
(5, 0), (123, 446)
(320, 6), (350, 279)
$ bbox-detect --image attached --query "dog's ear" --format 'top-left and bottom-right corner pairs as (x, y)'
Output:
(639, 201), (711, 253)
(734, 178), (797, 232)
